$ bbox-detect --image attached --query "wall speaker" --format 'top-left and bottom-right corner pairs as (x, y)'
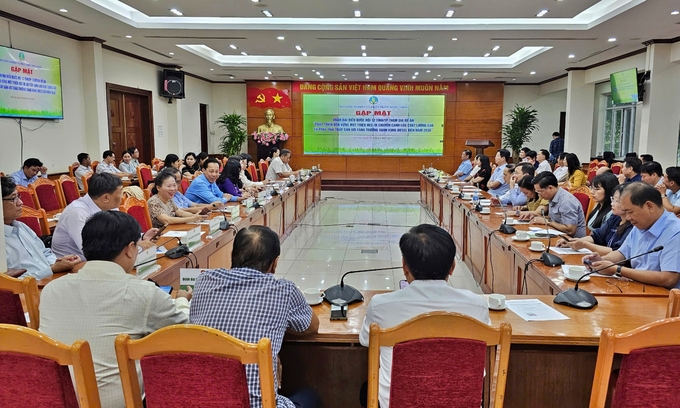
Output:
(160, 69), (185, 99)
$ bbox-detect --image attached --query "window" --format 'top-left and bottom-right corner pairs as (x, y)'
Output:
(602, 94), (636, 157)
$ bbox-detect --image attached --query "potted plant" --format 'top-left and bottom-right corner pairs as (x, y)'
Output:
(216, 112), (248, 157)
(501, 104), (539, 163)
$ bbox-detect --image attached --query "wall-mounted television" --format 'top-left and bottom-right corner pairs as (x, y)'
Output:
(610, 68), (638, 105)
(0, 45), (64, 119)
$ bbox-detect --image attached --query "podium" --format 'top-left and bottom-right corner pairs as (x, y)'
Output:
(465, 140), (495, 156)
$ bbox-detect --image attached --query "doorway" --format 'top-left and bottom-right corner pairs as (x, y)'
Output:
(107, 84), (154, 165)
(200, 103), (209, 153)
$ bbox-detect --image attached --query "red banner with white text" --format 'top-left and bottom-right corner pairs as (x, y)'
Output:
(292, 81), (456, 95)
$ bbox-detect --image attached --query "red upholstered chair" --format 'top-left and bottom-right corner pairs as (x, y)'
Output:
(91, 160), (99, 174)
(589, 317), (680, 408)
(29, 178), (65, 212)
(666, 289), (680, 318)
(0, 273), (40, 330)
(611, 162), (623, 175)
(115, 324), (276, 408)
(18, 206), (50, 237)
(597, 161), (609, 168)
(248, 163), (259, 182)
(58, 175), (80, 205)
(136, 164), (153, 188)
(119, 197), (152, 233)
(587, 168), (598, 183)
(16, 186), (38, 209)
(589, 159), (599, 169)
(68, 162), (79, 178)
(0, 324), (101, 408)
(571, 187), (594, 218)
(259, 160), (269, 180)
(368, 312), (512, 408)
(179, 178), (190, 194)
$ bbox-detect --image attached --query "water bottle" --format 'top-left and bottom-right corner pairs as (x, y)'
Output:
(472, 191), (480, 206)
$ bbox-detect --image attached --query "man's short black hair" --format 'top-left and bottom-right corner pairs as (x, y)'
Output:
(552, 132), (561, 137)
(625, 152), (638, 159)
(640, 154), (654, 163)
(1, 176), (16, 198)
(22, 158), (42, 168)
(88, 173), (122, 199)
(666, 167), (680, 185)
(518, 163), (535, 176)
(197, 152), (209, 161)
(497, 149), (510, 161)
(624, 157), (642, 174)
(202, 158), (221, 170)
(77, 153), (89, 164)
(231, 226), (281, 272)
(399, 224), (456, 280)
(640, 161), (663, 177)
(240, 153), (253, 162)
(127, 146), (137, 154)
(461, 149), (472, 159)
(558, 152), (568, 160)
(621, 182), (662, 208)
(82, 211), (141, 261)
(520, 147), (531, 154)
(526, 150), (537, 160)
(539, 149), (550, 159)
(280, 149), (291, 157)
(532, 171), (558, 189)
(103, 150), (115, 159)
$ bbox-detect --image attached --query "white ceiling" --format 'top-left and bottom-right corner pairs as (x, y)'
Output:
(2, 0), (679, 83)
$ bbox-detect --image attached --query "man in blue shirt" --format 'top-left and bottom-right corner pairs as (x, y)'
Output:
(492, 163), (534, 207)
(488, 149), (510, 196)
(657, 166), (680, 216)
(453, 150), (473, 180)
(548, 132), (564, 163)
(617, 157), (642, 184)
(584, 182), (680, 289)
(10, 158), (48, 187)
(185, 158), (236, 204)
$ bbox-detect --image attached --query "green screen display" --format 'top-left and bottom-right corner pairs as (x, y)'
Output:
(0, 45), (64, 119)
(303, 94), (444, 156)
(610, 68), (638, 105)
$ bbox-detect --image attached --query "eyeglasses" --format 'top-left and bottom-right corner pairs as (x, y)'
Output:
(610, 196), (619, 204)
(2, 195), (20, 204)
(606, 277), (633, 293)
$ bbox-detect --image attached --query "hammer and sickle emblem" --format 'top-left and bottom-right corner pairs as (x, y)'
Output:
(255, 93), (266, 104)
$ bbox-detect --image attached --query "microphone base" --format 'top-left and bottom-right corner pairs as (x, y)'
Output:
(554, 288), (598, 309)
(541, 251), (564, 267)
(499, 224), (516, 234)
(166, 245), (190, 259)
(219, 221), (231, 231)
(323, 284), (364, 306)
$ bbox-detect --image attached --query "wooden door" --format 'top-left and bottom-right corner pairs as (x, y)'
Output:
(107, 84), (155, 165)
(124, 94), (145, 159)
(109, 91), (126, 159)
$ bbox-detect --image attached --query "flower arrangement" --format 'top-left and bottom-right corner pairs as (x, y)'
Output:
(251, 131), (289, 146)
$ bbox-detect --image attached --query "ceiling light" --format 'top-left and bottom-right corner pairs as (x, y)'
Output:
(446, 10), (454, 17)
(277, 36), (285, 40)
(170, 8), (183, 16)
(530, 71), (536, 75)
(294, 73), (298, 76)
(295, 45), (303, 52)
(299, 77), (303, 80)
(414, 72), (419, 75)
(388, 78), (392, 81)
(267, 71), (272, 74)
(229, 44), (237, 49)
(437, 74), (441, 77)
(608, 37), (616, 42)
(125, 35), (132, 38)
(344, 78), (348, 80)
(451, 37), (458, 41)
(251, 0), (260, 2)
(671, 11), (679, 15)
(210, 68), (214, 71)
(59, 8), (68, 13)
(473, 78), (477, 81)
(512, 78), (517, 81)
(361, 45), (366, 50)
(365, 71), (369, 75)
(353, 0), (359, 2)
(229, 76), (234, 79)
(365, 76), (369, 79)
(264, 76), (269, 80)
(169, 52), (174, 55)
(492, 45), (500, 51)
(354, 10), (361, 17)
(389, 74), (393, 77)
(316, 71), (321, 75)
(426, 70), (431, 73)
(484, 53), (491, 57)
(568, 54), (575, 58)
(312, 69), (316, 72)
(423, 53), (429, 57)
(262, 10), (273, 17)
(433, 78), (437, 81)
(320, 75), (324, 79)
(536, 9), (548, 17)
(301, 52), (308, 56)
(342, 74), (346, 77)
(362, 52), (367, 57)
(427, 46), (434, 51)
(463, 72), (468, 76)
(412, 76), (417, 79)
(241, 52), (248, 56)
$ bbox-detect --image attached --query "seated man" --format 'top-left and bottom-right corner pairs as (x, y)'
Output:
(191, 225), (320, 408)
(40, 211), (191, 408)
(584, 182), (680, 289)
(185, 158), (233, 204)
(127, 146), (142, 169)
(74, 152), (92, 190)
(2, 177), (81, 279)
(359, 224), (490, 408)
(640, 161), (664, 187)
(266, 149), (299, 181)
(487, 149), (510, 196)
(453, 149), (473, 180)
(617, 157), (642, 184)
(10, 158), (48, 187)
(640, 154), (654, 164)
(96, 150), (134, 178)
(491, 164), (528, 207)
(527, 172), (587, 238)
(552, 152), (569, 183)
(658, 166), (680, 216)
(536, 149), (552, 174)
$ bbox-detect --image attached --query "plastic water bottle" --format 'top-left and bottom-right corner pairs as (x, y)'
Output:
(472, 191), (480, 206)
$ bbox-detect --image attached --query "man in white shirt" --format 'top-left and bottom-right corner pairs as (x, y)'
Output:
(359, 224), (490, 408)
(40, 211), (191, 408)
(74, 152), (92, 190)
(536, 149), (552, 174)
(96, 150), (134, 179)
(640, 161), (665, 187)
(552, 153), (569, 183)
(266, 149), (299, 181)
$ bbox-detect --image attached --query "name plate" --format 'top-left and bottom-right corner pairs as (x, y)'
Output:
(180, 268), (206, 290)
(136, 245), (160, 278)
(230, 205), (241, 219)
(244, 198), (254, 209)
(183, 226), (201, 246)
(208, 217), (221, 234)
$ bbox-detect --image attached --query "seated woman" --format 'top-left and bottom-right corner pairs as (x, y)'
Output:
(512, 176), (549, 218)
(147, 171), (207, 229)
(162, 154), (183, 172)
(586, 172), (618, 231)
(182, 152), (199, 178)
(556, 184), (633, 256)
(267, 147), (280, 163)
(469, 155), (492, 191)
(564, 153), (587, 189)
(216, 159), (251, 202)
(162, 167), (222, 214)
(118, 151), (136, 174)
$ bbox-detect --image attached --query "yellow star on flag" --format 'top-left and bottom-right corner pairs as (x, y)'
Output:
(273, 93), (283, 104)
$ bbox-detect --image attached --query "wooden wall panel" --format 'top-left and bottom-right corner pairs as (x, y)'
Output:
(296, 156), (347, 171)
(347, 157), (400, 173)
(456, 82), (505, 102)
(456, 101), (504, 121)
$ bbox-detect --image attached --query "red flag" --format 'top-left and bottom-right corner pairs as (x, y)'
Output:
(247, 87), (291, 108)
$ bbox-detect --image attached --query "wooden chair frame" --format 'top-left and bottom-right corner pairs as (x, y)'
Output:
(136, 164), (153, 189)
(115, 324), (276, 408)
(259, 160), (269, 181)
(368, 312), (512, 408)
(589, 317), (680, 407)
(20, 206), (50, 236)
(30, 177), (66, 210)
(58, 174), (81, 204)
(0, 273), (40, 330)
(610, 162), (623, 175)
(0, 324), (101, 407)
(666, 289), (680, 318)
(119, 196), (153, 232)
(16, 185), (38, 209)
(68, 162), (79, 178)
(81, 171), (94, 194)
(91, 161), (99, 174)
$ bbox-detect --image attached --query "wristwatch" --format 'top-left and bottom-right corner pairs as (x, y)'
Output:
(615, 265), (623, 277)
(661, 194), (667, 198)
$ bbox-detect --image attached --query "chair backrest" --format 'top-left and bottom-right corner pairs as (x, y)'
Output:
(589, 317), (680, 408)
(666, 289), (680, 318)
(587, 168), (598, 182)
(119, 197), (152, 233)
(571, 187), (594, 219)
(30, 178), (65, 212)
(115, 324), (275, 408)
(0, 324), (101, 408)
(151, 158), (163, 171)
(597, 161), (609, 168)
(259, 161), (269, 181)
(81, 171), (94, 194)
(248, 163), (259, 182)
(18, 206), (50, 236)
(179, 179), (190, 194)
(58, 175), (80, 205)
(143, 185), (154, 200)
(611, 162), (623, 175)
(368, 312), (512, 408)
(91, 161), (99, 173)
(136, 164), (153, 188)
(16, 186), (38, 209)
(589, 160), (599, 169)
(68, 162), (79, 178)
(0, 274), (40, 330)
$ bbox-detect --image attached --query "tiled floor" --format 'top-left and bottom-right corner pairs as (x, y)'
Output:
(276, 190), (483, 294)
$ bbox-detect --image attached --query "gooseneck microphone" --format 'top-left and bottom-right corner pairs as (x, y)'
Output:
(499, 201), (516, 235)
(165, 237), (191, 259)
(219, 209), (231, 231)
(538, 208), (564, 267)
(553, 246), (664, 309)
(324, 266), (401, 306)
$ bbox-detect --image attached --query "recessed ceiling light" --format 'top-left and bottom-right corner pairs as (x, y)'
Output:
(412, 76), (417, 79)
(267, 71), (272, 74)
(169, 52), (174, 55)
(362, 52), (367, 57)
(301, 52), (308, 56)
(277, 36), (285, 40)
(388, 78), (392, 81)
(414, 72), (419, 75)
(608, 37), (616, 42)
(170, 8), (183, 16)
(264, 76), (269, 80)
(365, 76), (369, 79)
(484, 53), (491, 57)
(312, 69), (316, 72)
(423, 53), (429, 57)
(536, 9), (548, 17)
(437, 74), (441, 77)
(344, 78), (348, 80)
(361, 45), (366, 50)
(426, 70), (431, 73)
(316, 71), (321, 75)
(530, 71), (536, 75)
(299, 77), (304, 80)
(125, 35), (132, 38)
(241, 52), (248, 56)
(427, 46), (434, 51)
(342, 74), (346, 77)
(295, 45), (302, 51)
(353, 0), (359, 2)
(463, 72), (468, 76)
(389, 74), (393, 77)
(433, 78), (437, 81)
(251, 0), (259, 2)
(451, 37), (458, 41)
(320, 75), (324, 79)
(473, 78), (477, 81)
(492, 45), (500, 51)
(512, 78), (517, 81)
(568, 54), (575, 58)
(59, 8), (68, 13)
(262, 10), (273, 17)
(229, 44), (237, 49)
(672, 10), (680, 15)
(229, 76), (234, 79)
(354, 10), (361, 17)
(446, 10), (454, 17)
(365, 71), (369, 75)
(294, 73), (298, 76)
(210, 68), (214, 71)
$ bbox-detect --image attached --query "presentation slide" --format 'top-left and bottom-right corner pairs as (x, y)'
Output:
(0, 46), (63, 119)
(303, 94), (444, 156)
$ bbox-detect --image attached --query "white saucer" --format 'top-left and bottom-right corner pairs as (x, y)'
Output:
(489, 305), (506, 311)
(564, 274), (590, 282)
(307, 298), (323, 306)
(512, 236), (530, 242)
(529, 247), (546, 252)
